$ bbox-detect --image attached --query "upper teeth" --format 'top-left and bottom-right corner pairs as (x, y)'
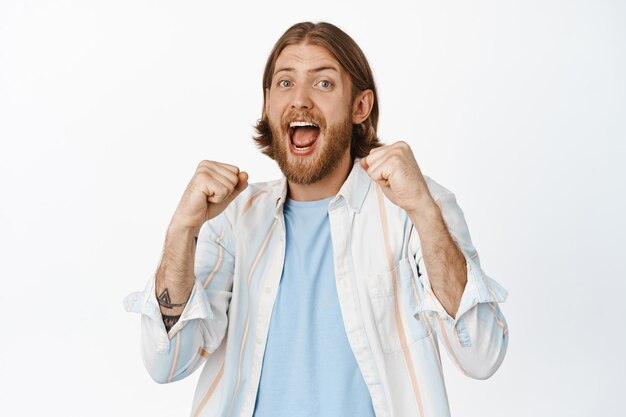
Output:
(289, 121), (318, 128)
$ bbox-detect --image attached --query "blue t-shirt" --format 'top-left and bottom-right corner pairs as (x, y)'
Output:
(253, 196), (375, 417)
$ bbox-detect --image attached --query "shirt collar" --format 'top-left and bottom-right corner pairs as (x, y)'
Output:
(273, 158), (371, 215)
(335, 158), (371, 213)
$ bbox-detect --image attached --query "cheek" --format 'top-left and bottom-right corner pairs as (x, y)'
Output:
(319, 93), (351, 119)
(268, 97), (286, 119)
(324, 104), (350, 125)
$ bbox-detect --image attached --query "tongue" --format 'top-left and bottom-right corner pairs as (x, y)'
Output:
(292, 127), (319, 147)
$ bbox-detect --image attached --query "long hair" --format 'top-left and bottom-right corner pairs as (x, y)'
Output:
(253, 21), (382, 160)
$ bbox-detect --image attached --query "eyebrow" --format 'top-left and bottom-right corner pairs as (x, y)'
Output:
(273, 65), (340, 77)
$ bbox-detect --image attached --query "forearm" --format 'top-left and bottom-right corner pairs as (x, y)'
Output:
(133, 217), (234, 383)
(155, 221), (199, 330)
(407, 197), (467, 318)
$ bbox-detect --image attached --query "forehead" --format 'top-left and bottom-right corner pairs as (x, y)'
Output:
(274, 43), (343, 74)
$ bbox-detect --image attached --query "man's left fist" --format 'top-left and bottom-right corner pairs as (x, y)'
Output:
(360, 141), (434, 214)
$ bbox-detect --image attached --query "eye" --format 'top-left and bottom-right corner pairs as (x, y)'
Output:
(278, 80), (292, 88)
(318, 80), (332, 89)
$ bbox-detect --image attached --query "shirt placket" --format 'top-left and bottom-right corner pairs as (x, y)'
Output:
(328, 199), (390, 417)
(239, 211), (287, 417)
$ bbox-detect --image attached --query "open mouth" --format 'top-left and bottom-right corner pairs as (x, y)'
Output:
(288, 121), (321, 151)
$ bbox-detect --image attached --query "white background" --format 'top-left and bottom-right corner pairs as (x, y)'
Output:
(1, 1), (624, 416)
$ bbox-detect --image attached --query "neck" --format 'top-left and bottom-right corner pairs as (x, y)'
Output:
(287, 152), (353, 201)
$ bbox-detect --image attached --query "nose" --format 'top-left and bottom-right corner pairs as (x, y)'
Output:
(291, 84), (313, 110)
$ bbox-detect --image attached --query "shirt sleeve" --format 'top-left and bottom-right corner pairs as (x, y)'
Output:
(410, 179), (509, 379)
(123, 213), (235, 383)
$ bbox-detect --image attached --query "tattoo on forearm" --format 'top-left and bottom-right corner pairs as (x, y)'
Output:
(157, 288), (186, 332)
(162, 314), (181, 332)
(157, 288), (186, 309)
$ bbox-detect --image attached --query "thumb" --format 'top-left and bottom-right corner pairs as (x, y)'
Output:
(233, 171), (249, 194)
(359, 157), (369, 170)
(220, 171), (248, 207)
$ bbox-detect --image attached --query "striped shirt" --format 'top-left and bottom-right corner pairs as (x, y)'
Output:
(124, 159), (509, 417)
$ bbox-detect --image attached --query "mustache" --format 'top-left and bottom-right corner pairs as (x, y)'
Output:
(280, 110), (327, 130)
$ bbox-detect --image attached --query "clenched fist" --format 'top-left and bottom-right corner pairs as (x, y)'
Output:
(360, 141), (432, 214)
(171, 160), (248, 231)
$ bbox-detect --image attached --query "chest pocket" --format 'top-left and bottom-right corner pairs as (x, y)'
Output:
(366, 257), (431, 353)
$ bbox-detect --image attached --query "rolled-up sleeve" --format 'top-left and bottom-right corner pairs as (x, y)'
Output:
(124, 213), (235, 383)
(411, 179), (509, 379)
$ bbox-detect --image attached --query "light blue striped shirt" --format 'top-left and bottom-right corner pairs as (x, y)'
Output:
(125, 159), (509, 417)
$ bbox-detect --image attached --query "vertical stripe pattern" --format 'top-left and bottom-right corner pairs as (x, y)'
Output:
(376, 186), (426, 417)
(125, 160), (509, 417)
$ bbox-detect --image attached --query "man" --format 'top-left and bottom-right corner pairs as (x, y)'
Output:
(125, 21), (508, 417)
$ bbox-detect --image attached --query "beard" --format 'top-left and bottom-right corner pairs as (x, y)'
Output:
(269, 108), (353, 185)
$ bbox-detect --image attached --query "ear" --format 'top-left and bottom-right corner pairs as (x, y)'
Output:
(351, 89), (374, 125)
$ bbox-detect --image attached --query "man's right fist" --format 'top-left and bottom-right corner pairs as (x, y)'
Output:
(171, 160), (248, 231)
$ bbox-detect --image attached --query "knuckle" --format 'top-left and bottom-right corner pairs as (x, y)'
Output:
(215, 181), (231, 195)
(223, 163), (240, 174)
(197, 159), (219, 170)
(197, 159), (210, 168)
(193, 171), (211, 183)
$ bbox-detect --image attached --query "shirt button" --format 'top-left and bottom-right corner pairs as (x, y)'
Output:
(264, 287), (271, 294)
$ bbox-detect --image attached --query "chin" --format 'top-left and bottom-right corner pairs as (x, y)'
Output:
(271, 118), (352, 184)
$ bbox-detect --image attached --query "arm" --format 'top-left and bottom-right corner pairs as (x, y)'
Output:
(406, 196), (466, 318)
(411, 188), (508, 380)
(132, 215), (235, 383)
(124, 160), (248, 383)
(361, 142), (508, 379)
(155, 160), (248, 332)
(155, 223), (197, 333)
